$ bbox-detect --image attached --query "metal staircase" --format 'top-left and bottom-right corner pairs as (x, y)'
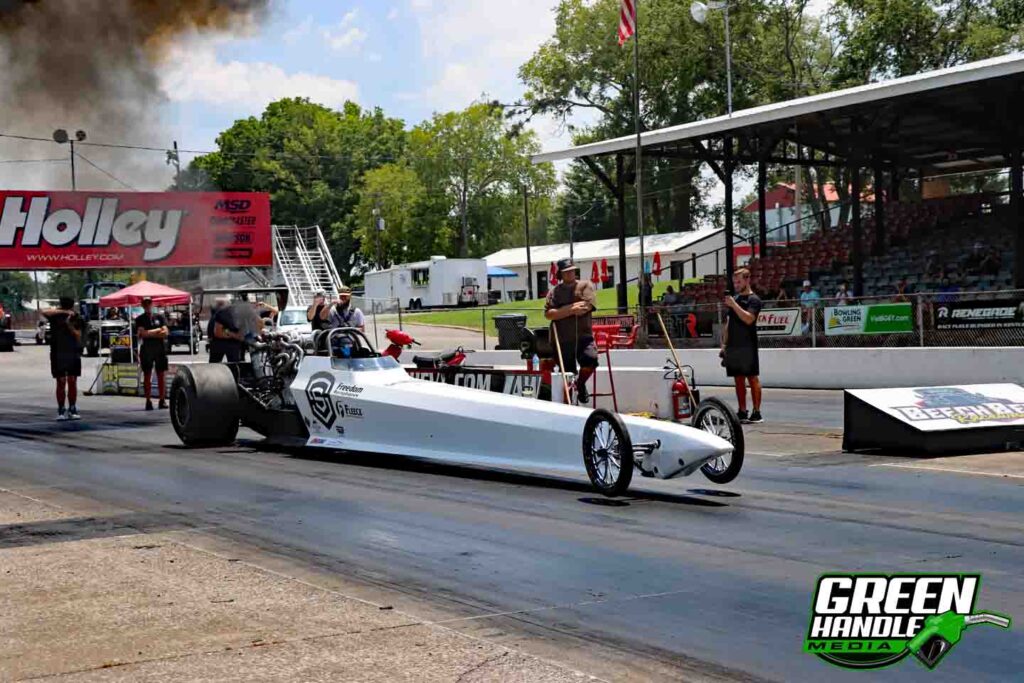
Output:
(272, 225), (344, 308)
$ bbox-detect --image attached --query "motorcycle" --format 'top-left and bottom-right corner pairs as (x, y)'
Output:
(382, 329), (467, 369)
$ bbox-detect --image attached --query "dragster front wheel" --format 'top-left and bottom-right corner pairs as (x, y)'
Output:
(170, 364), (240, 448)
(693, 397), (744, 484)
(582, 408), (634, 497)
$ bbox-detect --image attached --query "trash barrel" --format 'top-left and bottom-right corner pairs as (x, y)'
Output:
(493, 313), (528, 350)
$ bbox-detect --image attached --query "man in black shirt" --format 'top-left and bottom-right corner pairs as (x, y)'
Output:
(209, 301), (245, 363)
(135, 296), (169, 411)
(307, 290), (330, 332)
(42, 296), (83, 421)
(721, 268), (763, 423)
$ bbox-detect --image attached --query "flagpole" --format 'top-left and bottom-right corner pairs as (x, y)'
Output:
(632, 0), (644, 297)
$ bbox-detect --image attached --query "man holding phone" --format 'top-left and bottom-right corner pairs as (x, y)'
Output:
(720, 267), (763, 423)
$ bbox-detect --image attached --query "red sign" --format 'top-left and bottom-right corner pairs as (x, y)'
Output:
(549, 262), (558, 286)
(590, 261), (600, 284)
(0, 191), (271, 270)
(600, 258), (609, 283)
(653, 251), (663, 276)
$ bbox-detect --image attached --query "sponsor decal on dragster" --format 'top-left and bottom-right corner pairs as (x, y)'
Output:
(333, 383), (364, 397)
(304, 372), (339, 430)
(0, 190), (270, 269)
(410, 368), (542, 397)
(804, 573), (1011, 671)
(892, 387), (1024, 425)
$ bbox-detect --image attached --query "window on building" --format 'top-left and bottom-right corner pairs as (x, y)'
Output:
(604, 266), (615, 289)
(536, 271), (549, 297)
(412, 268), (430, 286)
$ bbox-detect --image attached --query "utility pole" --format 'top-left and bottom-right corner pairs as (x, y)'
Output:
(167, 141), (182, 187)
(523, 186), (533, 299)
(372, 193), (384, 269)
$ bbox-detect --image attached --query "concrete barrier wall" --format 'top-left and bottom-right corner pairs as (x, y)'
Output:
(466, 347), (1024, 390)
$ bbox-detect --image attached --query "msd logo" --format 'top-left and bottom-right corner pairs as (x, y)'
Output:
(214, 199), (251, 213)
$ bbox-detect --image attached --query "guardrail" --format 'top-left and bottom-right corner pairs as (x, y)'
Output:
(643, 288), (1024, 349)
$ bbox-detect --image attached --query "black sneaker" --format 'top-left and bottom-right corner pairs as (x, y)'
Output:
(576, 379), (589, 404)
(158, 399), (167, 410)
(736, 409), (749, 423)
(145, 400), (154, 411)
(748, 410), (764, 424)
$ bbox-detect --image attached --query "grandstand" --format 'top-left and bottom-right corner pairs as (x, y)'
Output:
(534, 54), (1024, 311)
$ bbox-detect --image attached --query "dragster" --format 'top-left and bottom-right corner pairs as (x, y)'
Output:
(170, 328), (743, 496)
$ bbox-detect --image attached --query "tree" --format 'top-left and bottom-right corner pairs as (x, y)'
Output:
(186, 98), (407, 276)
(409, 103), (553, 257)
(0, 272), (35, 311)
(350, 163), (454, 268)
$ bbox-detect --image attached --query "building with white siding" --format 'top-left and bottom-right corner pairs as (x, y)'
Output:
(484, 228), (725, 300)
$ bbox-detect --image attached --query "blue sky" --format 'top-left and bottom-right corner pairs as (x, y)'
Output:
(160, 0), (569, 170)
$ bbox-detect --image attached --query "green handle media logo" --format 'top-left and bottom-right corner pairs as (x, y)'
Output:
(804, 573), (1012, 670)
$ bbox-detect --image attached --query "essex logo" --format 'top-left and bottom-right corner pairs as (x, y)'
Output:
(805, 573), (1011, 670)
(304, 372), (338, 429)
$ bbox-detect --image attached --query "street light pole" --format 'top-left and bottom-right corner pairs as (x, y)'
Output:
(691, 1), (733, 116)
(69, 140), (77, 190)
(53, 129), (87, 191)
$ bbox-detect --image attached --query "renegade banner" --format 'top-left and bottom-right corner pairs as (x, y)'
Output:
(0, 191), (271, 269)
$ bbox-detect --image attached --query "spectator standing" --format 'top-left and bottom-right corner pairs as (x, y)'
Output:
(322, 286), (365, 330)
(134, 296), (169, 411)
(545, 258), (598, 404)
(834, 281), (853, 306)
(209, 301), (245, 363)
(721, 268), (763, 423)
(639, 273), (654, 309)
(799, 280), (821, 335)
(42, 297), (83, 421)
(773, 281), (790, 305)
(894, 277), (912, 303)
(307, 290), (330, 332)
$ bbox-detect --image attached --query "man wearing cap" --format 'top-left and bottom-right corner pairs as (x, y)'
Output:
(135, 296), (169, 411)
(544, 257), (598, 403)
(307, 290), (330, 332)
(321, 286), (365, 330)
(799, 279), (821, 335)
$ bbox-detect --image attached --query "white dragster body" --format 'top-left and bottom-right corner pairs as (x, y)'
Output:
(288, 353), (733, 481)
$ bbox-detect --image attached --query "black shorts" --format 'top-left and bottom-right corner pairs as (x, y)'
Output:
(724, 345), (759, 378)
(555, 334), (599, 374)
(140, 347), (169, 374)
(50, 352), (81, 379)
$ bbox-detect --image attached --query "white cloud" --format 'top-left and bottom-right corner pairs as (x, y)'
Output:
(282, 15), (314, 45)
(161, 41), (359, 112)
(322, 9), (367, 52)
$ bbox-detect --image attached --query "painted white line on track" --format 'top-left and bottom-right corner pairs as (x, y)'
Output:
(870, 463), (1024, 480)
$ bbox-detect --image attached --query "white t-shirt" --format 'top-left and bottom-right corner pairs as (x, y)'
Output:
(327, 306), (365, 329)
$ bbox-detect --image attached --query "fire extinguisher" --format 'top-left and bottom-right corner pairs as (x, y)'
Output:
(671, 378), (693, 421)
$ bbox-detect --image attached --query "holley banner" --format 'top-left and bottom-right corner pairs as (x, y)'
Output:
(0, 191), (271, 269)
(825, 303), (914, 336)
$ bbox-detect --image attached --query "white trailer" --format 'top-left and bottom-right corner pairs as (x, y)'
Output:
(364, 257), (488, 311)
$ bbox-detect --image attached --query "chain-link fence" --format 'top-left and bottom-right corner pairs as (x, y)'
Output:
(643, 288), (1024, 349)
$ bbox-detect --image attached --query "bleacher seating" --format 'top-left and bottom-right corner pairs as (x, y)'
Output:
(744, 194), (1007, 298)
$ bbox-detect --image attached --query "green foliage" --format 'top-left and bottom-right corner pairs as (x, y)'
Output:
(186, 98), (407, 276)
(44, 271), (130, 300)
(0, 272), (35, 310)
(409, 103), (554, 257)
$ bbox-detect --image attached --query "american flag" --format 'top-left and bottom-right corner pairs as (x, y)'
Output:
(618, 0), (636, 46)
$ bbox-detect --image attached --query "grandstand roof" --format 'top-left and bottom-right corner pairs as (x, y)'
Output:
(534, 53), (1024, 173)
(486, 227), (722, 269)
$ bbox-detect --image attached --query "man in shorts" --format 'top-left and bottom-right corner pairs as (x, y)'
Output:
(544, 257), (598, 404)
(42, 296), (83, 421)
(135, 296), (169, 411)
(721, 267), (763, 423)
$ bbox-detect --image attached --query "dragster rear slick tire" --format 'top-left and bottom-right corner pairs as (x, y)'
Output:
(693, 397), (745, 484)
(582, 408), (634, 497)
(170, 364), (240, 447)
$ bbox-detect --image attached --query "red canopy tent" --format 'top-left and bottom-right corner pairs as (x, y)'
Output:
(98, 281), (191, 307)
(98, 281), (194, 363)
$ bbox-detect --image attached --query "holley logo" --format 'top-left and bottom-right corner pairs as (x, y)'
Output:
(805, 573), (1011, 670)
(0, 196), (183, 261)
